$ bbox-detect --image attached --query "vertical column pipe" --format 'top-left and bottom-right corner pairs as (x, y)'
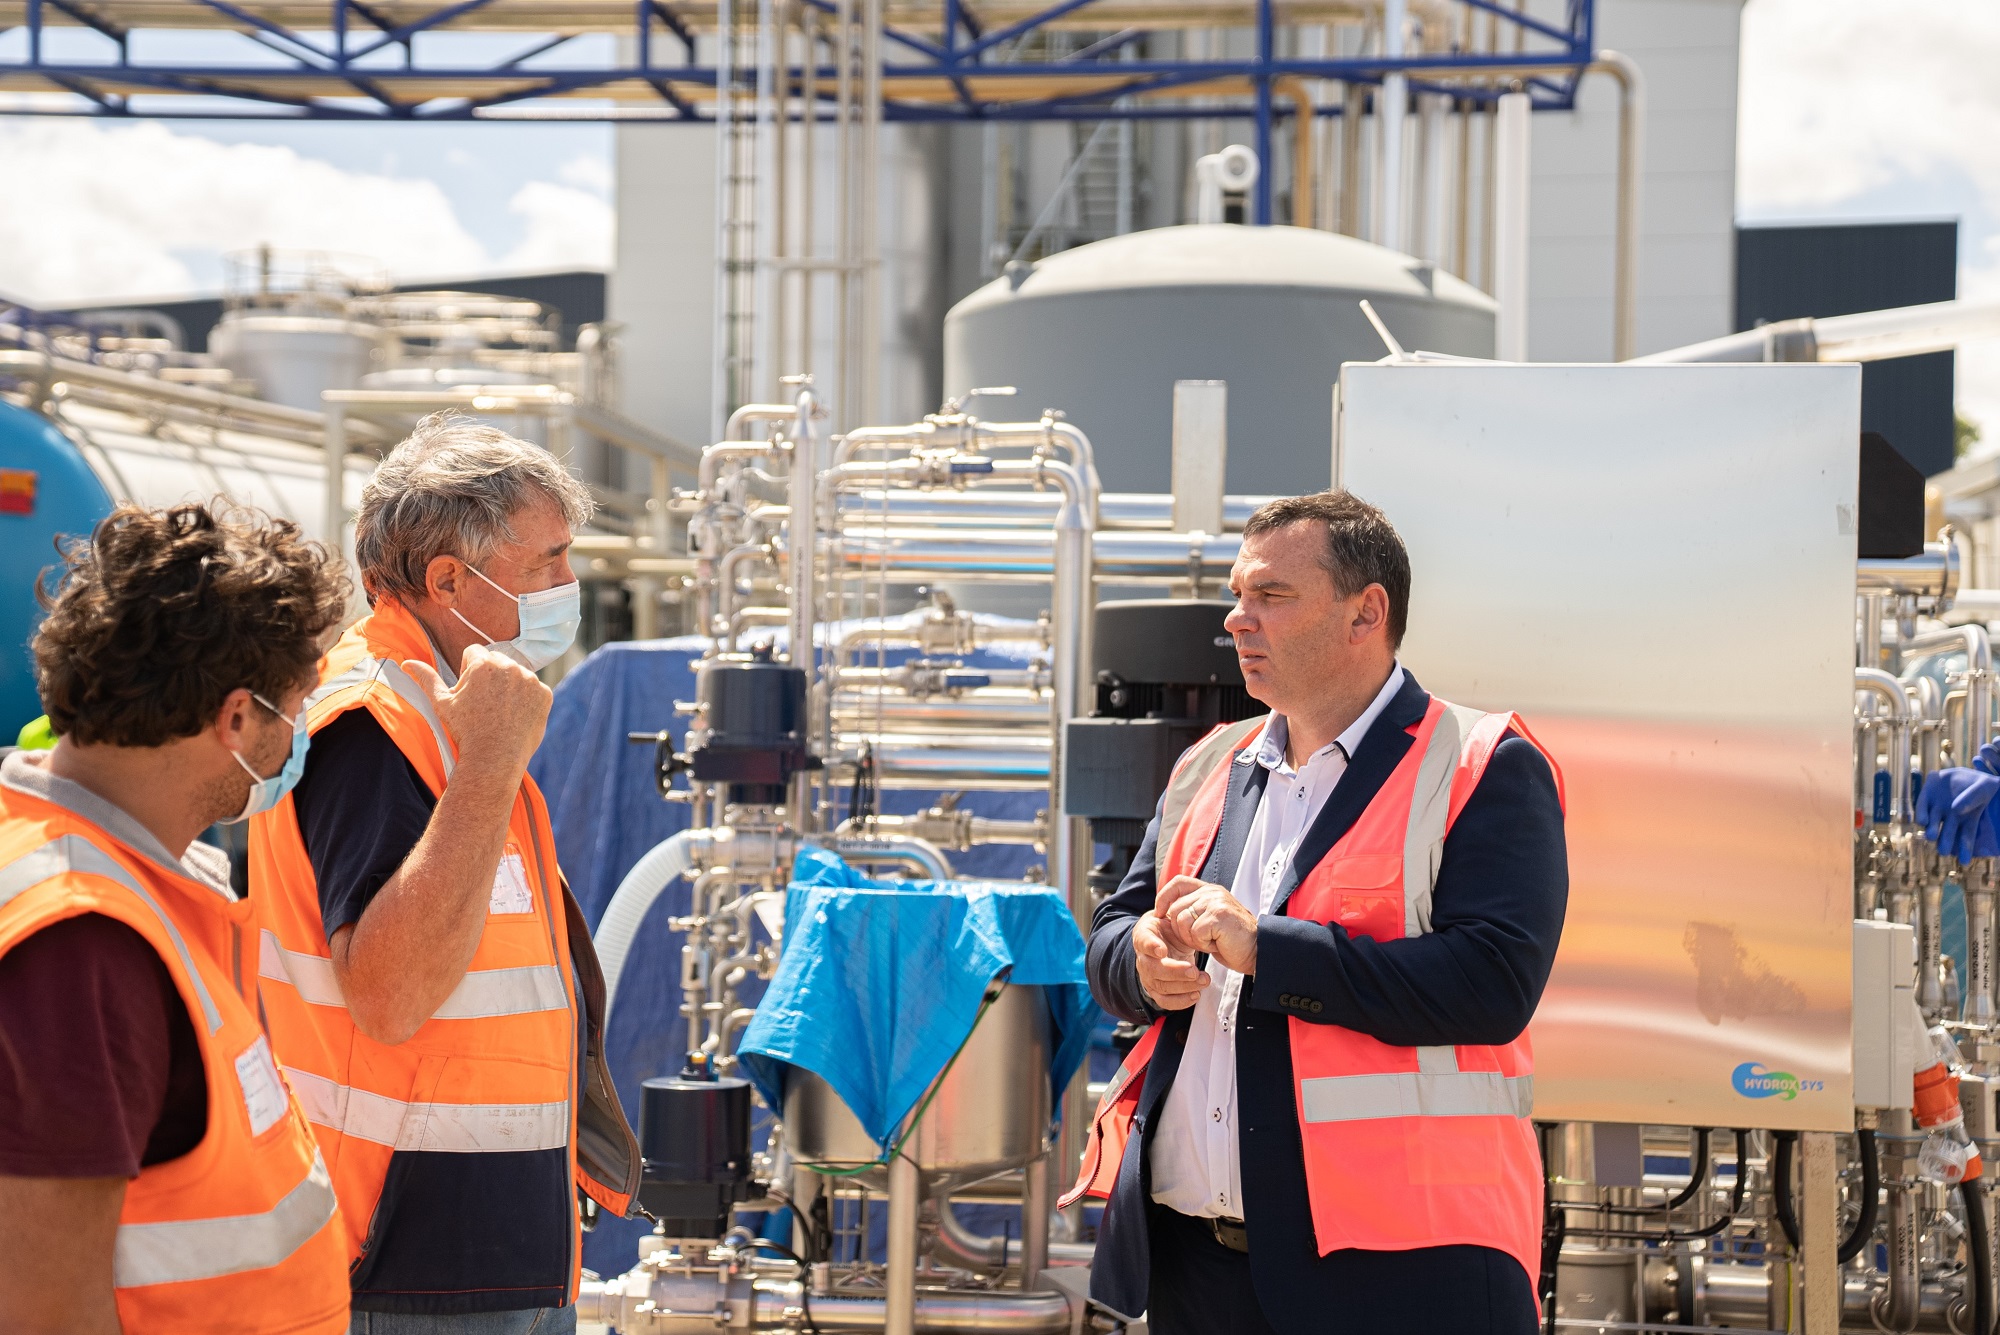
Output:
(1492, 89), (1531, 361)
(1969, 859), (1998, 1030)
(1871, 1179), (1919, 1334)
(1377, 0), (1406, 250)
(1591, 52), (1646, 362)
(885, 1150), (920, 1335)
(322, 405), (349, 572)
(1253, 0), (1274, 225)
(788, 385), (822, 833)
(1019, 1151), (1051, 1286)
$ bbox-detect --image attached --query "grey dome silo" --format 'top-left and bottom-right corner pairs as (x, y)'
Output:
(944, 224), (1496, 496)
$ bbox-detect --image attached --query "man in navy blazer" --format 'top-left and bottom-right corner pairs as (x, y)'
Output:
(1083, 490), (1568, 1334)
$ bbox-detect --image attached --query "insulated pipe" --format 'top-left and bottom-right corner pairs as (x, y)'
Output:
(1492, 90), (1531, 362)
(1378, 0), (1406, 251)
(1631, 298), (2000, 365)
(1856, 669), (1914, 824)
(1589, 52), (1645, 363)
(1273, 77), (1316, 229)
(1861, 544), (1961, 604)
(594, 830), (704, 1024)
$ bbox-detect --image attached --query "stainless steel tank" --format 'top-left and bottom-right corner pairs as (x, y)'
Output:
(783, 982), (1052, 1173)
(943, 224), (1497, 496)
(211, 310), (388, 412)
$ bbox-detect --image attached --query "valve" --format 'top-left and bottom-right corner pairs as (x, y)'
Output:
(627, 730), (690, 799)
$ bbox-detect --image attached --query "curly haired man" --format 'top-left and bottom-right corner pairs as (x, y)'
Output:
(0, 501), (354, 1335)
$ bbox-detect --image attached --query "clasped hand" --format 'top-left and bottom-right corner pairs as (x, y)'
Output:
(1133, 874), (1260, 1012)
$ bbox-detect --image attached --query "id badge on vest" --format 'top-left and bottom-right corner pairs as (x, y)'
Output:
(490, 845), (534, 915)
(236, 1034), (290, 1137)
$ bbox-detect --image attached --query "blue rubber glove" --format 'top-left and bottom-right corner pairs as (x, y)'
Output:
(1917, 767), (2000, 863)
(1976, 741), (2000, 777)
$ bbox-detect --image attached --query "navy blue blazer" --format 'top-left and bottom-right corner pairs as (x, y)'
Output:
(1083, 671), (1568, 1333)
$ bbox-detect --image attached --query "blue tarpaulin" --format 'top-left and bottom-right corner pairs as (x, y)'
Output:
(527, 620), (1065, 1274)
(738, 849), (1099, 1152)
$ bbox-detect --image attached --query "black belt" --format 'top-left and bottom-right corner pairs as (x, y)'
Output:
(1208, 1216), (1249, 1253)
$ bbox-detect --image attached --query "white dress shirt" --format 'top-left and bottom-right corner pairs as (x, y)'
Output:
(1147, 664), (1407, 1219)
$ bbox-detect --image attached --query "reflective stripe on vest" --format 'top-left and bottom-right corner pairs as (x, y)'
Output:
(283, 1067), (571, 1152)
(1299, 1071), (1536, 1123)
(113, 1153), (338, 1288)
(0, 834), (222, 1033)
(259, 929), (568, 1020)
(309, 655), (457, 783)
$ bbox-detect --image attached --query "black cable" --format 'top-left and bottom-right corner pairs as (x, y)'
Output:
(1656, 1129), (1752, 1244)
(1836, 1129), (1880, 1266)
(1773, 1130), (1801, 1250)
(1966, 1181), (1993, 1335)
(1618, 1127), (1711, 1216)
(745, 1236), (825, 1335)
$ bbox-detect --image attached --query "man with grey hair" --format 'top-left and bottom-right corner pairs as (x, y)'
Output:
(251, 414), (640, 1334)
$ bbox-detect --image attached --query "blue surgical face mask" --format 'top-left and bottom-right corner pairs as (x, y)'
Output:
(223, 693), (309, 824)
(452, 562), (582, 672)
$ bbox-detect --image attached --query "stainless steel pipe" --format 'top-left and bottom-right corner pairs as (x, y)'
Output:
(833, 527), (1240, 584)
(1856, 668), (1914, 825)
(1860, 544), (1961, 605)
(578, 1273), (1076, 1333)
(836, 489), (1273, 531)
(1906, 623), (1994, 752)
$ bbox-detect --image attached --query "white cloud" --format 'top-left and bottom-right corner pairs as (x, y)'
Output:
(0, 119), (610, 305)
(558, 154), (614, 198)
(1738, 0), (2000, 215)
(1739, 0), (2000, 443)
(501, 180), (615, 272)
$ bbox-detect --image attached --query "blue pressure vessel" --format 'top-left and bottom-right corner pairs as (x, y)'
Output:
(0, 402), (113, 738)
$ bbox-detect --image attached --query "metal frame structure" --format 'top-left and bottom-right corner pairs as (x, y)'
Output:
(0, 3), (1592, 144)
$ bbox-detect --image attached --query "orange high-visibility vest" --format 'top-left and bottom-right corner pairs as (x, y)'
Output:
(1067, 697), (1562, 1290)
(250, 599), (637, 1307)
(0, 768), (349, 1335)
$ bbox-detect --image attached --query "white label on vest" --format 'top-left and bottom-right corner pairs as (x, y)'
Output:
(235, 1035), (288, 1137)
(489, 851), (534, 915)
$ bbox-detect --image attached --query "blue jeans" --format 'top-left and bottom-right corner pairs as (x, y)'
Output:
(348, 1306), (577, 1335)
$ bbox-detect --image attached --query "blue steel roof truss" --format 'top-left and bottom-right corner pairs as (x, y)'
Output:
(0, 0), (1594, 193)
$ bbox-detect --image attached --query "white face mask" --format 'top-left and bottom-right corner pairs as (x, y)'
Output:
(451, 562), (582, 672)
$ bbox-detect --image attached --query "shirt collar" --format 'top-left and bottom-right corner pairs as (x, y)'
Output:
(1250, 663), (1407, 774)
(1, 750), (236, 899)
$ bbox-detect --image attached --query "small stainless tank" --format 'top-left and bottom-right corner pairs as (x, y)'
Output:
(784, 982), (1051, 1174)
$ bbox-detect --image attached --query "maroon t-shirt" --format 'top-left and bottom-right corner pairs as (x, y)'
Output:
(0, 913), (207, 1177)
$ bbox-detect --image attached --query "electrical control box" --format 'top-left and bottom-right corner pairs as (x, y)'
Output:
(1852, 919), (1918, 1111)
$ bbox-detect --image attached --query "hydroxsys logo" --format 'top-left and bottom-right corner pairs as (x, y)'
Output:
(1731, 1062), (1825, 1100)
